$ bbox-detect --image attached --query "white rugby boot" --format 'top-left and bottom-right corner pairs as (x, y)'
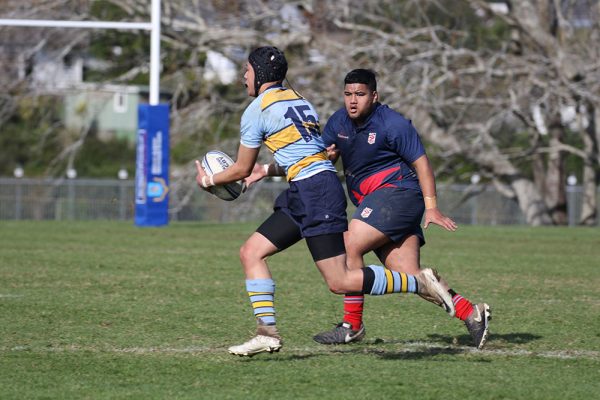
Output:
(416, 268), (455, 317)
(228, 324), (282, 357)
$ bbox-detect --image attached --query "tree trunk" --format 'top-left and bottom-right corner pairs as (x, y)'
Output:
(545, 120), (568, 225)
(511, 178), (554, 226)
(580, 103), (599, 226)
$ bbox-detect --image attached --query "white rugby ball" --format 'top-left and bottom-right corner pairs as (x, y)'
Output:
(201, 150), (243, 201)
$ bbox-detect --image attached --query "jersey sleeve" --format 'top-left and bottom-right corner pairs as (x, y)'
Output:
(240, 103), (264, 149)
(321, 111), (340, 147)
(386, 114), (425, 164)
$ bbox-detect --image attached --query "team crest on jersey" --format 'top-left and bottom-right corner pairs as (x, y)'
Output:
(367, 132), (377, 144)
(361, 207), (373, 218)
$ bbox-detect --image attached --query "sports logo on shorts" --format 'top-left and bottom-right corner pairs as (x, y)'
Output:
(361, 207), (373, 218)
(367, 132), (377, 144)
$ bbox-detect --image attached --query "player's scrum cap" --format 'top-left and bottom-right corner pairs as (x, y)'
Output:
(248, 46), (288, 96)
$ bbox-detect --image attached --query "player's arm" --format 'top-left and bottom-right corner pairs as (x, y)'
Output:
(196, 144), (259, 190)
(263, 162), (285, 176)
(241, 161), (286, 190)
(322, 119), (340, 164)
(412, 154), (457, 231)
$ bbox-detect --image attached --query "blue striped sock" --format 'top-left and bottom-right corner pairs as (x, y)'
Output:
(366, 265), (417, 295)
(246, 279), (276, 325)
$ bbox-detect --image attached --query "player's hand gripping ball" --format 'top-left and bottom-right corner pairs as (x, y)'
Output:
(200, 150), (243, 201)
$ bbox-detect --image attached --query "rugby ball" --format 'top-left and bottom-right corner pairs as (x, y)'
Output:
(201, 150), (243, 201)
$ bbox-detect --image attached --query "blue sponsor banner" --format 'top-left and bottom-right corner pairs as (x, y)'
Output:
(135, 103), (170, 226)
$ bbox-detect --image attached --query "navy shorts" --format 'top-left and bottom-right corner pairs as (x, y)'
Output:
(274, 170), (348, 238)
(353, 187), (425, 246)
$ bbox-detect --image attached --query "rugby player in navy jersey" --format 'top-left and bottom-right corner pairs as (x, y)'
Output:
(312, 69), (491, 349)
(196, 48), (454, 357)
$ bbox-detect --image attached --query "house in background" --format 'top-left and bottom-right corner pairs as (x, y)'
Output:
(62, 83), (169, 142)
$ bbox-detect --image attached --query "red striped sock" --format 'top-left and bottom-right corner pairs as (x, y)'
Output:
(452, 293), (474, 321)
(342, 295), (364, 330)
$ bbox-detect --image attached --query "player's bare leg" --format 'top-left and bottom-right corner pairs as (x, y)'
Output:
(239, 232), (279, 279)
(343, 219), (390, 270)
(312, 253), (450, 305)
(377, 235), (441, 304)
(229, 232), (282, 357)
(313, 254), (363, 293)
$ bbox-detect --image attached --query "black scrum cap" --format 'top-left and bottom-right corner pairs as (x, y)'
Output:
(248, 46), (288, 96)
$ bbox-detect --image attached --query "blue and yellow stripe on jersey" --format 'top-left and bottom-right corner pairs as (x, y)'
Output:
(240, 86), (336, 181)
(285, 151), (328, 181)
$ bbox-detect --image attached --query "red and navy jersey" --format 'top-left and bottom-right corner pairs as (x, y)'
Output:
(322, 103), (425, 206)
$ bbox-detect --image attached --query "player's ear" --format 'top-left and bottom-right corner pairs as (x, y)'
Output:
(372, 91), (379, 103)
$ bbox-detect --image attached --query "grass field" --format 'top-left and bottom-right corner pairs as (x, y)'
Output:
(1, 220), (599, 399)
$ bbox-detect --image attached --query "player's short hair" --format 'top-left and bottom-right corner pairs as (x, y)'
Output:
(344, 69), (377, 92)
(248, 46), (288, 95)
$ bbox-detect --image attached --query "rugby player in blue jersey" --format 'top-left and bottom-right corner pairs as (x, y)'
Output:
(196, 48), (454, 357)
(312, 69), (491, 349)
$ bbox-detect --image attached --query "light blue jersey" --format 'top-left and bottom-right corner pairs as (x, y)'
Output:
(240, 86), (336, 181)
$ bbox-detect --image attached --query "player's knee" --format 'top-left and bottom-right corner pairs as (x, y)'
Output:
(328, 285), (345, 295)
(239, 242), (258, 265)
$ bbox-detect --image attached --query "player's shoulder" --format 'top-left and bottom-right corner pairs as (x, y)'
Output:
(376, 104), (414, 131)
(376, 104), (410, 122)
(242, 96), (263, 118)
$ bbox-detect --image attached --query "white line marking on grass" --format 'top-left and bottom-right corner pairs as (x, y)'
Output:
(0, 294), (24, 298)
(40, 345), (219, 354)
(4, 342), (599, 360)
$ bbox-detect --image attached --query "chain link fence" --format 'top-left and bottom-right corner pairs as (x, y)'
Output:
(0, 177), (596, 226)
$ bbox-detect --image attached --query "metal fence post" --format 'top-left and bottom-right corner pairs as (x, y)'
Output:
(119, 180), (127, 220)
(117, 169), (130, 220)
(566, 175), (577, 227)
(13, 167), (25, 219)
(15, 180), (22, 220)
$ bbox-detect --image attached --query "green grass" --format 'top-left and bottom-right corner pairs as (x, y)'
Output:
(1, 221), (599, 399)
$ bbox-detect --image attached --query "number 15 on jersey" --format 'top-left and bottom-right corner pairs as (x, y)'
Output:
(284, 105), (321, 142)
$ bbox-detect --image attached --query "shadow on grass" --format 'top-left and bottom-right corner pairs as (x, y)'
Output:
(373, 347), (485, 361)
(236, 353), (321, 362)
(426, 332), (543, 346)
